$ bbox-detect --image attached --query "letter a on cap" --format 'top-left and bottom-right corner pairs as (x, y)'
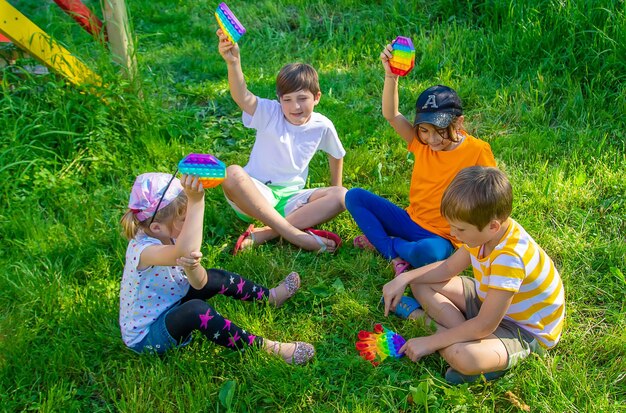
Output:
(422, 94), (438, 109)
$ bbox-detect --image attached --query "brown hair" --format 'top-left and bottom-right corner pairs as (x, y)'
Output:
(120, 192), (188, 240)
(441, 166), (512, 230)
(414, 117), (464, 146)
(276, 63), (320, 97)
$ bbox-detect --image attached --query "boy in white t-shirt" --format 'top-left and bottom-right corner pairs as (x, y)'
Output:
(217, 29), (347, 254)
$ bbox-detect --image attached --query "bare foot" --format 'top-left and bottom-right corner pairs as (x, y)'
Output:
(244, 226), (276, 247)
(238, 235), (255, 251)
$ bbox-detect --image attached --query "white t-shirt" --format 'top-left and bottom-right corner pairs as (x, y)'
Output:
(119, 232), (190, 346)
(242, 97), (346, 189)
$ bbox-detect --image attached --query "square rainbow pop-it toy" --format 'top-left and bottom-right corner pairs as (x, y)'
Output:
(215, 2), (246, 43)
(178, 153), (226, 188)
(389, 36), (415, 76)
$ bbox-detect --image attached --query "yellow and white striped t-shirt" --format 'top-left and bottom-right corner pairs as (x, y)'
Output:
(464, 219), (565, 349)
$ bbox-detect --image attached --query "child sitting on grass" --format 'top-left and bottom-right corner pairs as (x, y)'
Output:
(382, 166), (565, 384)
(119, 172), (314, 364)
(216, 28), (346, 254)
(345, 43), (496, 277)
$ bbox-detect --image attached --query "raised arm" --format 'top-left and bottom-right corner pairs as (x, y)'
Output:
(172, 174), (205, 256)
(138, 175), (208, 288)
(380, 43), (416, 144)
(328, 155), (344, 187)
(216, 29), (257, 116)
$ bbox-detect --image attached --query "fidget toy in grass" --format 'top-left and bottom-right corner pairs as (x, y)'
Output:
(355, 323), (406, 366)
(389, 36), (415, 76)
(215, 2), (246, 43)
(178, 153), (226, 188)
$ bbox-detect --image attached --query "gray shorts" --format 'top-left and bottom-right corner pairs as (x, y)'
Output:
(461, 276), (543, 369)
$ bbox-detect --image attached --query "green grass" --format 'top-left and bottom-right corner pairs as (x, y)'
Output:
(1, 0), (624, 411)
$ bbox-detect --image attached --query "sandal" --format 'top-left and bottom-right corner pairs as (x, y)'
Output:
(304, 228), (342, 253)
(383, 295), (421, 319)
(288, 342), (316, 365)
(393, 259), (411, 277)
(269, 272), (301, 308)
(271, 341), (315, 365)
(233, 224), (255, 255)
(353, 234), (375, 250)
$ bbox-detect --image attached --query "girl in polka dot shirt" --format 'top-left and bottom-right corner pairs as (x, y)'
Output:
(118, 172), (314, 364)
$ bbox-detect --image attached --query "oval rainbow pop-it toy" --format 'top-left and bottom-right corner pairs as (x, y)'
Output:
(215, 2), (246, 43)
(389, 36), (415, 76)
(355, 323), (406, 366)
(178, 153), (226, 189)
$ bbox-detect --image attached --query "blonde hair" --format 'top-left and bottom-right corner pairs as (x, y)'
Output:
(120, 192), (188, 240)
(276, 63), (320, 97)
(441, 166), (512, 230)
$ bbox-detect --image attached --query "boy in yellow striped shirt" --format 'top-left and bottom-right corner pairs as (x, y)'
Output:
(382, 166), (565, 384)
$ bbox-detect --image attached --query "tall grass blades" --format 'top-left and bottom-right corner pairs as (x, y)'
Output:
(0, 0), (624, 411)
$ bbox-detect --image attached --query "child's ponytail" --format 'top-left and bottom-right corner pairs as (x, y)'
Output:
(120, 210), (141, 240)
(120, 192), (188, 240)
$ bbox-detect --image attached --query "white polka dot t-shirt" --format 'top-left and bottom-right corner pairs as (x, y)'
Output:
(119, 232), (190, 346)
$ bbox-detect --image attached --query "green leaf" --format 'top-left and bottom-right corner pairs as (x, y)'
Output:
(331, 278), (345, 292)
(219, 380), (236, 411)
(310, 285), (332, 297)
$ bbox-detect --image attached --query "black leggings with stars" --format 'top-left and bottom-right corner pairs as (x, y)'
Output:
(165, 268), (269, 351)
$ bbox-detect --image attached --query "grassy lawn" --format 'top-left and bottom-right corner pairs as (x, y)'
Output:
(1, 0), (624, 411)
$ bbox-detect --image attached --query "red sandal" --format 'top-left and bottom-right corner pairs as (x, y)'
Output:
(353, 234), (375, 250)
(304, 228), (342, 252)
(232, 224), (255, 255)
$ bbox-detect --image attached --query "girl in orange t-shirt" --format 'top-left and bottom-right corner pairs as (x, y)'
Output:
(345, 43), (496, 276)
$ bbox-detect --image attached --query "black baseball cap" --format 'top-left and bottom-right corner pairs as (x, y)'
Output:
(413, 85), (463, 128)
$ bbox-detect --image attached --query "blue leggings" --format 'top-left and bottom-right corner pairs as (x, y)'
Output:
(345, 188), (454, 268)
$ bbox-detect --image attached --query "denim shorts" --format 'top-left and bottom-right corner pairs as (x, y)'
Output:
(128, 303), (192, 355)
(460, 276), (544, 369)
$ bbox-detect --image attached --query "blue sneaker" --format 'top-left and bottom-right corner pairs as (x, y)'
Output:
(381, 295), (421, 319)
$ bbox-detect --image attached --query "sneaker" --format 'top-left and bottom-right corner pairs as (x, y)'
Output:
(444, 367), (507, 384)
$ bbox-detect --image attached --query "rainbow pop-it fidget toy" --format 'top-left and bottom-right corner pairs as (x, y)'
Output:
(355, 323), (406, 366)
(389, 36), (415, 76)
(178, 153), (226, 188)
(215, 2), (246, 43)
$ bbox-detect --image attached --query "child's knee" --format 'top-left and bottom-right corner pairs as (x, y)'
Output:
(405, 242), (452, 268)
(181, 299), (212, 315)
(410, 283), (434, 303)
(344, 187), (367, 210)
(441, 344), (481, 375)
(330, 186), (348, 210)
(224, 164), (245, 181)
(223, 165), (246, 190)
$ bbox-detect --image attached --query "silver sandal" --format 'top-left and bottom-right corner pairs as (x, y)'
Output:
(289, 342), (315, 365)
(269, 272), (301, 308)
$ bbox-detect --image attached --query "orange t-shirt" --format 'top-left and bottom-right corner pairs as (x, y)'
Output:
(406, 131), (496, 244)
